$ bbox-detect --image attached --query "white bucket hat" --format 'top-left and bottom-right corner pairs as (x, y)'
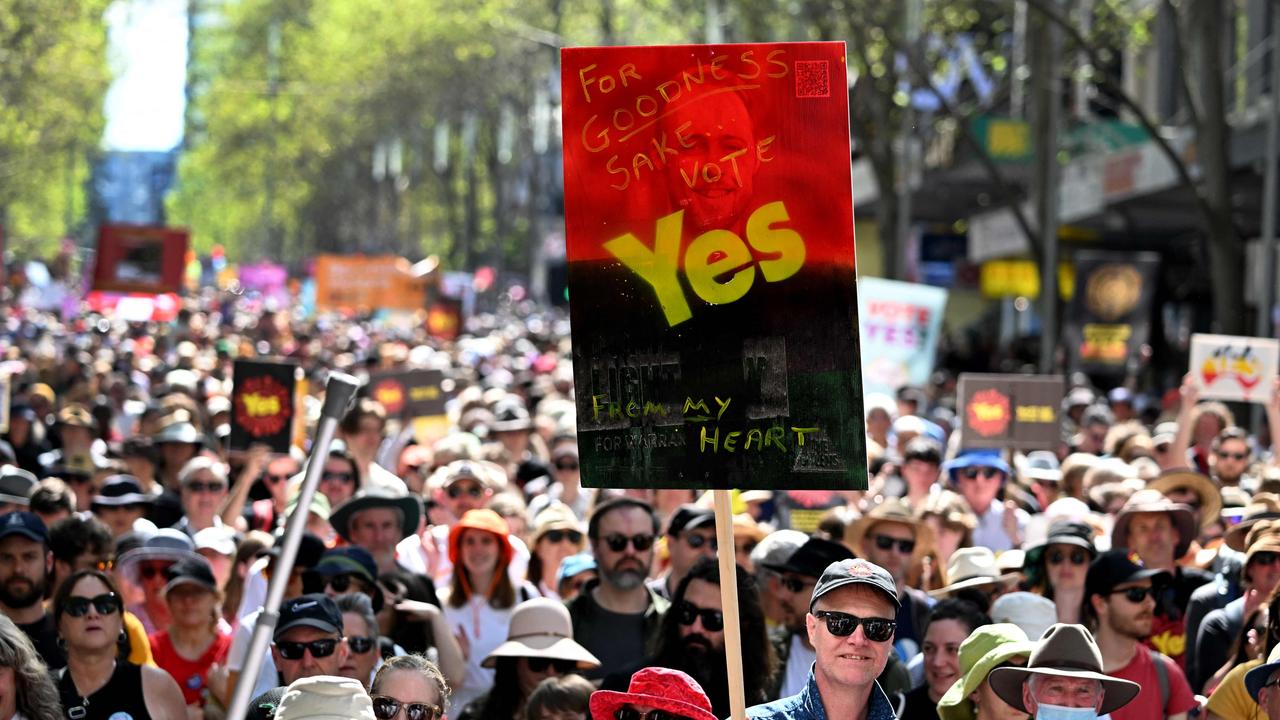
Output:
(275, 676), (375, 720)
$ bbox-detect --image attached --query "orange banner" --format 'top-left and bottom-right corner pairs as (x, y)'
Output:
(313, 255), (426, 311)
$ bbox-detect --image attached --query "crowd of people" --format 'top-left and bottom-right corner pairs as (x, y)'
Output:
(6, 290), (1280, 720)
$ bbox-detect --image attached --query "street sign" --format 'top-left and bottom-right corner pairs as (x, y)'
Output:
(1190, 333), (1280, 403)
(561, 42), (866, 490)
(959, 374), (1064, 450)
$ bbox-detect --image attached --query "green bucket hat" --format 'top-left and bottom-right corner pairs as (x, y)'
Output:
(937, 624), (1036, 720)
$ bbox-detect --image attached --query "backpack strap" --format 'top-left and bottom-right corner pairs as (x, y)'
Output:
(1149, 648), (1170, 711)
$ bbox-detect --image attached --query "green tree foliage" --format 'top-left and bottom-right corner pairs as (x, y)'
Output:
(0, 0), (111, 256)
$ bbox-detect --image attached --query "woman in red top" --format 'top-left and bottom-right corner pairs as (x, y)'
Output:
(148, 555), (232, 710)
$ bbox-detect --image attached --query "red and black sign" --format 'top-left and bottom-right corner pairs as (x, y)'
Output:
(364, 369), (450, 421)
(426, 299), (463, 341)
(958, 374), (1063, 450)
(561, 42), (866, 491)
(1064, 251), (1159, 377)
(91, 224), (189, 295)
(231, 359), (299, 453)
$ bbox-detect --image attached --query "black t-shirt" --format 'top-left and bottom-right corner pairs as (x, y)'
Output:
(900, 683), (940, 720)
(19, 611), (65, 670)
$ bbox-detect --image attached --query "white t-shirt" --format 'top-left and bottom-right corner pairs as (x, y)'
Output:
(780, 633), (817, 698)
(439, 582), (537, 712)
(226, 608), (278, 701)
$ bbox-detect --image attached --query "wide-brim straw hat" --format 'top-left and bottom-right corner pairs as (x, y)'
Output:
(845, 498), (935, 557)
(989, 623), (1140, 715)
(1225, 493), (1280, 552)
(329, 486), (420, 543)
(482, 597), (600, 669)
(1111, 489), (1198, 558)
(1148, 469), (1223, 530)
(929, 546), (1021, 598)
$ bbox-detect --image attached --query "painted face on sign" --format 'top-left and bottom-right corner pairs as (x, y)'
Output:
(660, 88), (759, 233)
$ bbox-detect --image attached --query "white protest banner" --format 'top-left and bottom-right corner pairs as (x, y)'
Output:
(1190, 333), (1280, 402)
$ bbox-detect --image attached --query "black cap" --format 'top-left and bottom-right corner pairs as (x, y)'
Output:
(247, 687), (288, 720)
(0, 512), (46, 544)
(163, 555), (218, 595)
(268, 532), (326, 570)
(763, 537), (854, 578)
(810, 558), (901, 611)
(309, 546), (383, 612)
(274, 593), (343, 641)
(1085, 549), (1171, 599)
(92, 475), (153, 508)
(666, 504), (715, 536)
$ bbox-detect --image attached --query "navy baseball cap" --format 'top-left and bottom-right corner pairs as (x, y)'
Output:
(666, 505), (715, 536)
(310, 546), (382, 612)
(810, 558), (901, 611)
(274, 593), (343, 641)
(0, 512), (47, 545)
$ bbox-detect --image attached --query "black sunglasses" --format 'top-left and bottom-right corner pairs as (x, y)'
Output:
(813, 610), (896, 642)
(371, 696), (442, 720)
(872, 534), (915, 554)
(263, 473), (290, 485)
(447, 484), (483, 499)
(321, 471), (355, 485)
(603, 534), (654, 552)
(961, 466), (1003, 481)
(325, 573), (371, 594)
(525, 656), (576, 674)
(685, 534), (718, 551)
(615, 708), (694, 720)
(275, 638), (340, 660)
(139, 563), (172, 580)
(555, 461), (580, 471)
(780, 575), (813, 593)
(186, 481), (226, 493)
(1110, 586), (1156, 603)
(675, 600), (725, 632)
(1216, 450), (1249, 461)
(544, 529), (583, 544)
(348, 635), (376, 654)
(1047, 549), (1089, 566)
(64, 593), (122, 618)
(1255, 552), (1280, 567)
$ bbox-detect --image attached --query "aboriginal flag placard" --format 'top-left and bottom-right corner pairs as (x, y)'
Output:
(561, 42), (865, 490)
(91, 225), (188, 295)
(365, 370), (450, 420)
(231, 360), (299, 453)
(958, 374), (1064, 450)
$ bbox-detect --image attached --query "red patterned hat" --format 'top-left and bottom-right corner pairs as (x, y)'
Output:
(589, 667), (718, 720)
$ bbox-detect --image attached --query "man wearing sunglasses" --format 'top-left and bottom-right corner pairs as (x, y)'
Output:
(270, 593), (351, 687)
(1209, 427), (1253, 489)
(845, 500), (935, 658)
(568, 497), (667, 680)
(747, 558), (901, 720)
(647, 505), (716, 601)
(1083, 550), (1197, 720)
(942, 450), (1027, 553)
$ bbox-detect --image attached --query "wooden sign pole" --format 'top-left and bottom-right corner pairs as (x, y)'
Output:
(713, 489), (747, 720)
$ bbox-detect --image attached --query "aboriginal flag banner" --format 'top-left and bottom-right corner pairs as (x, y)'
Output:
(561, 42), (866, 490)
(231, 359), (299, 453)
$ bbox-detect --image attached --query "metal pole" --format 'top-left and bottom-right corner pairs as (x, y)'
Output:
(225, 373), (360, 720)
(1035, 0), (1063, 373)
(896, 0), (922, 281)
(1253, 14), (1280, 433)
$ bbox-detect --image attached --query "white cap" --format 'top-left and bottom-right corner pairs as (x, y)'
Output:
(990, 592), (1058, 642)
(275, 676), (375, 720)
(194, 526), (236, 556)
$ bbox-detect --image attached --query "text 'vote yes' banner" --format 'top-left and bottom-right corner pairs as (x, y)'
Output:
(561, 42), (867, 490)
(858, 278), (948, 397)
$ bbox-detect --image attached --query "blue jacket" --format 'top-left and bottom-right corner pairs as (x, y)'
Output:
(747, 665), (897, 720)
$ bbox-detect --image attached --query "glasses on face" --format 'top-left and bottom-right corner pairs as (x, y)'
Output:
(1047, 549), (1089, 566)
(1217, 450), (1249, 461)
(186, 481), (226, 494)
(780, 575), (814, 594)
(140, 563), (172, 580)
(322, 471), (355, 485)
(274, 638), (341, 660)
(555, 461), (580, 471)
(447, 484), (483, 499)
(348, 636), (376, 654)
(325, 574), (370, 594)
(675, 600), (725, 632)
(1110, 586), (1156, 603)
(543, 529), (583, 544)
(65, 593), (122, 618)
(263, 473), (290, 485)
(615, 708), (694, 720)
(960, 467), (1003, 481)
(525, 656), (576, 674)
(813, 610), (897, 642)
(602, 534), (655, 553)
(872, 534), (915, 554)
(1255, 552), (1280, 567)
(684, 533), (718, 551)
(371, 696), (442, 720)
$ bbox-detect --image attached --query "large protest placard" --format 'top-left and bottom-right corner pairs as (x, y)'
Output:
(561, 42), (865, 490)
(1190, 333), (1280, 402)
(366, 369), (454, 443)
(859, 278), (948, 396)
(91, 225), (188, 295)
(313, 255), (426, 311)
(231, 360), (299, 453)
(1064, 251), (1159, 376)
(958, 374), (1064, 450)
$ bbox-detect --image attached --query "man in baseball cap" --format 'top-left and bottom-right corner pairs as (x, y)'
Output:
(748, 558), (900, 720)
(271, 594), (350, 687)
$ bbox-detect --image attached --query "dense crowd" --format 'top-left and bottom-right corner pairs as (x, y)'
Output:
(5, 288), (1280, 720)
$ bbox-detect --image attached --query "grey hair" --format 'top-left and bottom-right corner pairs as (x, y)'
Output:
(372, 654), (450, 704)
(336, 592), (378, 639)
(178, 456), (229, 486)
(0, 614), (62, 720)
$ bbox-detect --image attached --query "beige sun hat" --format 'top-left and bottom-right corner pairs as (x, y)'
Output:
(481, 597), (601, 669)
(929, 547), (1021, 598)
(275, 676), (375, 720)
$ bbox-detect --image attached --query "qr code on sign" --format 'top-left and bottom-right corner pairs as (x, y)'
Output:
(795, 60), (830, 98)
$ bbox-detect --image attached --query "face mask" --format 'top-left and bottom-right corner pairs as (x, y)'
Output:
(1035, 703), (1098, 720)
